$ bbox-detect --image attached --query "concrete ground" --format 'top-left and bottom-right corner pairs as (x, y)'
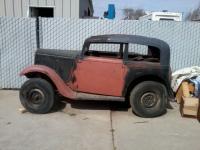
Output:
(0, 90), (199, 150)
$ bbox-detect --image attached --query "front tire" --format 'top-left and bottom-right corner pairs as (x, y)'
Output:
(130, 81), (167, 118)
(19, 78), (55, 114)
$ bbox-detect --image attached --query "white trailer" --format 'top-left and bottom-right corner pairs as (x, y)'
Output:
(139, 12), (182, 21)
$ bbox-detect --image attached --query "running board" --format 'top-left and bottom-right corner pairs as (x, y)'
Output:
(76, 92), (125, 101)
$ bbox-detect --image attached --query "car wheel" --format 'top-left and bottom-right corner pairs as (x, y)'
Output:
(19, 78), (54, 114)
(130, 81), (167, 118)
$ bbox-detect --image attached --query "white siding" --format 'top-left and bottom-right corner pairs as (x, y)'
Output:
(21, 0), (29, 17)
(5, 0), (14, 16)
(30, 0), (38, 6)
(0, 0), (5, 16)
(38, 0), (47, 6)
(46, 0), (55, 6)
(14, 0), (22, 17)
(54, 0), (62, 17)
(71, 0), (79, 18)
(63, 0), (71, 18)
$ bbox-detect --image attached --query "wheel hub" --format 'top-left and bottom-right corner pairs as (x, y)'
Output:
(141, 92), (157, 108)
(27, 89), (45, 106)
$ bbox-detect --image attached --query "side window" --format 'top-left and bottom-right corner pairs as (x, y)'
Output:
(128, 44), (160, 62)
(84, 43), (124, 59)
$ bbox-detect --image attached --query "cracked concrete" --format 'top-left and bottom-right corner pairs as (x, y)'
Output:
(0, 90), (200, 150)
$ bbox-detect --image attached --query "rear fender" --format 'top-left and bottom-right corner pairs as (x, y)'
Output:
(20, 65), (76, 99)
(124, 75), (171, 99)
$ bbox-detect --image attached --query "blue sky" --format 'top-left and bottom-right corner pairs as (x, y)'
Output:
(93, 0), (200, 19)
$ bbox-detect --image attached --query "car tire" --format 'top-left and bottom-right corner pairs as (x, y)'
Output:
(19, 78), (55, 114)
(130, 81), (167, 118)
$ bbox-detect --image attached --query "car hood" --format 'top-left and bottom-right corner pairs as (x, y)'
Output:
(34, 49), (81, 82)
(35, 49), (81, 59)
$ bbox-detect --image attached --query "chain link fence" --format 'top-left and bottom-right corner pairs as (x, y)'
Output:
(0, 17), (37, 88)
(0, 17), (200, 88)
(39, 18), (200, 71)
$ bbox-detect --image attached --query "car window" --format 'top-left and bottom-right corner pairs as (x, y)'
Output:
(85, 43), (124, 59)
(128, 44), (160, 62)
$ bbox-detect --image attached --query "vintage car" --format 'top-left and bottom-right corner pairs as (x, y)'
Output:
(20, 34), (172, 118)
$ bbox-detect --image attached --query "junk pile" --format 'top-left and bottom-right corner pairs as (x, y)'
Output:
(172, 66), (200, 119)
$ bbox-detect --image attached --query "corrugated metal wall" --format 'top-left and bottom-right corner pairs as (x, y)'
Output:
(0, 0), (80, 18)
(0, 17), (200, 88)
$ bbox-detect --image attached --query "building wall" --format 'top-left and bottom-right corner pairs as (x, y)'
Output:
(0, 0), (89, 18)
(79, 0), (93, 18)
(70, 0), (79, 18)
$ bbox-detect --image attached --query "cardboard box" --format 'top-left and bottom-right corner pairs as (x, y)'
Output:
(182, 97), (199, 117)
(176, 81), (200, 119)
(176, 81), (195, 103)
(182, 108), (198, 116)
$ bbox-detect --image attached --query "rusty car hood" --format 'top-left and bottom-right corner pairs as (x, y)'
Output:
(34, 49), (81, 82)
(35, 49), (81, 59)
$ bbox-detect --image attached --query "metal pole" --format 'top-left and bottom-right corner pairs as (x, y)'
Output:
(36, 17), (40, 49)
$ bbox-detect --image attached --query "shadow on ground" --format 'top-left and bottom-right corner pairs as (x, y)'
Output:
(51, 95), (130, 113)
(51, 95), (175, 117)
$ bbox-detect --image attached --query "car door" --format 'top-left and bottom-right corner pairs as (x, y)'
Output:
(73, 45), (126, 97)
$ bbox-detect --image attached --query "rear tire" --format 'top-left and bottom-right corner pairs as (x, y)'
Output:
(130, 81), (167, 118)
(19, 78), (54, 114)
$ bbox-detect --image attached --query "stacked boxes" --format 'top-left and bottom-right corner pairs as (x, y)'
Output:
(176, 81), (200, 118)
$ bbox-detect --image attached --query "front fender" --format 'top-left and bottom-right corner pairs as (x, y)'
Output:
(20, 65), (76, 99)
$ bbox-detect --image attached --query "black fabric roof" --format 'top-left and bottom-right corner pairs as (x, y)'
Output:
(83, 34), (170, 65)
(84, 34), (170, 52)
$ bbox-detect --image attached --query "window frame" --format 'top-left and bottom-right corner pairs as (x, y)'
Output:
(82, 42), (128, 60)
(124, 43), (161, 63)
